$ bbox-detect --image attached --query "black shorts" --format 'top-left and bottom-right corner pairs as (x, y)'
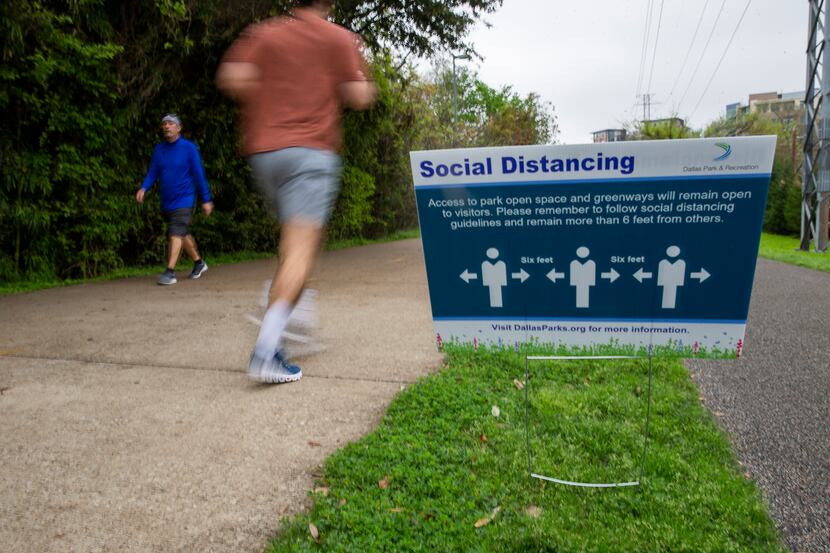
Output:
(164, 208), (193, 237)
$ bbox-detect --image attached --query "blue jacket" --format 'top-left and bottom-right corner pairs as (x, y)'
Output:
(141, 137), (212, 212)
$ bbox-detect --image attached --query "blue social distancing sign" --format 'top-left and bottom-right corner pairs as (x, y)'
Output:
(410, 136), (777, 358)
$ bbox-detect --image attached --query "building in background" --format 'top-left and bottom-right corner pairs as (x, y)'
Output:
(641, 117), (686, 128)
(726, 91), (805, 127)
(726, 102), (742, 119)
(591, 129), (627, 143)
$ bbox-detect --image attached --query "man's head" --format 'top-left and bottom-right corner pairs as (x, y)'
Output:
(161, 114), (182, 142)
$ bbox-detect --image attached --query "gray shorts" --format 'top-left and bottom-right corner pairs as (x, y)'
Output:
(165, 208), (193, 237)
(248, 147), (342, 226)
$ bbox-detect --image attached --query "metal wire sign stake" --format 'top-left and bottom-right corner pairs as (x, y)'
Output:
(523, 354), (654, 488)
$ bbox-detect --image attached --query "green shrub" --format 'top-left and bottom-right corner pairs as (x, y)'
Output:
(329, 166), (376, 240)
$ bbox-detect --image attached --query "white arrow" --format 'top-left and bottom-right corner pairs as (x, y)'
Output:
(460, 269), (478, 283)
(601, 268), (620, 283)
(691, 268), (711, 283)
(511, 268), (530, 283)
(546, 268), (566, 283)
(633, 268), (653, 283)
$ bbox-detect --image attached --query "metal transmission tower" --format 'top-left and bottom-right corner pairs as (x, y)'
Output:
(636, 93), (660, 121)
(803, 0), (830, 252)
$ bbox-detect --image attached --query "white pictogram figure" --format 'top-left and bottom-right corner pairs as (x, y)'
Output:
(658, 245), (686, 309)
(481, 247), (507, 308)
(569, 246), (596, 308)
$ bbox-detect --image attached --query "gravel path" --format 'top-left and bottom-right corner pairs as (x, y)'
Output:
(687, 258), (830, 553)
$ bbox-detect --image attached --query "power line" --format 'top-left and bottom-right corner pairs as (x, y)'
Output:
(669, 0), (711, 98)
(645, 0), (666, 99)
(676, 0), (728, 113)
(689, 0), (754, 121)
(635, 0), (655, 99)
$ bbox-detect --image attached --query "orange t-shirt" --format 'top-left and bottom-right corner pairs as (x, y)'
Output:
(222, 9), (368, 156)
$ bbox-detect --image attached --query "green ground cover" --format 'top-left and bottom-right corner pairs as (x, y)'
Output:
(0, 229), (420, 295)
(268, 346), (785, 552)
(4, 230), (825, 295)
(758, 232), (829, 272)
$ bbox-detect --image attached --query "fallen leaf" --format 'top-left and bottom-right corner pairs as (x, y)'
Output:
(474, 517), (491, 528)
(308, 523), (320, 542)
(339, 499), (347, 507)
(378, 477), (390, 489)
(308, 441), (322, 447)
(474, 506), (501, 528)
(513, 379), (525, 390)
(313, 487), (329, 496)
(714, 411), (725, 418)
(389, 507), (404, 513)
(526, 505), (542, 518)
(491, 405), (500, 417)
(479, 433), (487, 443)
(0, 387), (11, 395)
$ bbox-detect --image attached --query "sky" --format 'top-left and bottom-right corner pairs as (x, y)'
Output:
(463, 0), (805, 145)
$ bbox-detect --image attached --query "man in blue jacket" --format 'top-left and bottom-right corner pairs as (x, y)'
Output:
(136, 114), (214, 285)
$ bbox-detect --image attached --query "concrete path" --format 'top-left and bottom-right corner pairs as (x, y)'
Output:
(2, 241), (827, 552)
(0, 239), (441, 552)
(688, 258), (830, 553)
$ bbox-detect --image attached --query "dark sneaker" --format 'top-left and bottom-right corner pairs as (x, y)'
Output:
(248, 350), (302, 384)
(190, 260), (208, 279)
(157, 269), (177, 285)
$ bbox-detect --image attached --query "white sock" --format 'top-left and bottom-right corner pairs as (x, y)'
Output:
(254, 300), (291, 359)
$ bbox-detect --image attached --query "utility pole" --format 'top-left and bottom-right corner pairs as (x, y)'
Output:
(451, 54), (470, 123)
(451, 53), (470, 147)
(636, 93), (657, 121)
(802, 0), (830, 252)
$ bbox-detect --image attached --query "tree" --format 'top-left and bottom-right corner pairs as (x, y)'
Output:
(471, 84), (558, 146)
(705, 113), (802, 235)
(1, 0), (506, 282)
(416, 59), (558, 149)
(0, 0), (131, 280)
(626, 117), (698, 140)
(335, 0), (502, 60)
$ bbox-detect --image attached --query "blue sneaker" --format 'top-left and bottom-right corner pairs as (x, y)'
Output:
(248, 350), (302, 384)
(157, 268), (177, 285)
(190, 259), (208, 279)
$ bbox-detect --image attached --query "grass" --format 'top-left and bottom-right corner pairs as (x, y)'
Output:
(268, 346), (785, 552)
(758, 232), (829, 272)
(0, 250), (275, 295)
(3, 229), (823, 295)
(324, 229), (420, 251)
(0, 229), (421, 295)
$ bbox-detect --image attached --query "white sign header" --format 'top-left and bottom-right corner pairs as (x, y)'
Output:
(410, 136), (776, 188)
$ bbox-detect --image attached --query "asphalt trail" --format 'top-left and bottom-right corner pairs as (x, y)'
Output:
(687, 258), (830, 552)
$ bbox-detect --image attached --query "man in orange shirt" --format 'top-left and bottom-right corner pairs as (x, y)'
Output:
(216, 0), (376, 384)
